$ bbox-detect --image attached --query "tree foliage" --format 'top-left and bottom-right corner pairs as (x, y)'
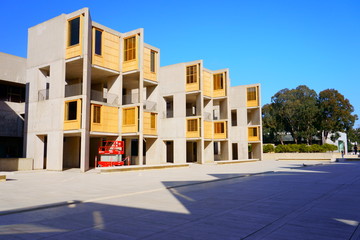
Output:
(263, 86), (358, 144)
(318, 89), (358, 142)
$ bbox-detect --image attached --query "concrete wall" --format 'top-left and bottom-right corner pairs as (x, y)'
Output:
(0, 158), (33, 171)
(0, 53), (26, 84)
(263, 152), (341, 161)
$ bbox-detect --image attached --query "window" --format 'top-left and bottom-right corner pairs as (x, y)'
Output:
(247, 87), (257, 101)
(0, 83), (25, 103)
(187, 119), (198, 132)
(150, 113), (156, 129)
(123, 108), (135, 125)
(124, 36), (136, 61)
(66, 101), (78, 120)
(186, 65), (198, 84)
(165, 96), (173, 118)
(93, 105), (101, 123)
(94, 29), (102, 55)
(214, 122), (225, 134)
(150, 50), (156, 73)
(249, 127), (258, 137)
(213, 73), (224, 90)
(68, 17), (80, 46)
(231, 110), (237, 126)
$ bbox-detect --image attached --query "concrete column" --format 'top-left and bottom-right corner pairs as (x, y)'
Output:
(80, 10), (91, 172)
(138, 30), (144, 165)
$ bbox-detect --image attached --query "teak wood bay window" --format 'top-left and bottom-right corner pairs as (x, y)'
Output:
(186, 64), (200, 92)
(247, 86), (259, 107)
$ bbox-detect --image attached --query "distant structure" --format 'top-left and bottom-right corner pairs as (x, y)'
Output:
(0, 8), (262, 171)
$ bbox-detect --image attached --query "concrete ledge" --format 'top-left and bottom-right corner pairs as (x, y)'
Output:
(99, 163), (190, 173)
(216, 160), (259, 165)
(0, 158), (33, 171)
(0, 175), (6, 182)
(263, 153), (340, 162)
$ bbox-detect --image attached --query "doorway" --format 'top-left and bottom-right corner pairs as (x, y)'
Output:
(165, 141), (174, 163)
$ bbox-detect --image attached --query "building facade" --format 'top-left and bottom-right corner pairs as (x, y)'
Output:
(4, 8), (262, 171)
(0, 53), (26, 158)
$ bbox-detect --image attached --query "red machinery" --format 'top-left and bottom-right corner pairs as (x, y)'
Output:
(96, 140), (130, 167)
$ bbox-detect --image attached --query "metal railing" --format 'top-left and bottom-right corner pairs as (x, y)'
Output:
(38, 89), (49, 101)
(65, 83), (82, 97)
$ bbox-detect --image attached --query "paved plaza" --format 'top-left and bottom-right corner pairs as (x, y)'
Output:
(1, 160), (360, 239)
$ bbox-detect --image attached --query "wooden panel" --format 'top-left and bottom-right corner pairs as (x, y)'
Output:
(143, 47), (157, 81)
(92, 29), (120, 71)
(203, 71), (212, 97)
(204, 121), (213, 139)
(122, 106), (138, 133)
(64, 99), (82, 130)
(122, 35), (139, 72)
(248, 126), (260, 141)
(143, 112), (157, 135)
(66, 15), (83, 59)
(247, 86), (259, 107)
(186, 118), (200, 138)
(213, 72), (226, 98)
(90, 104), (119, 133)
(214, 121), (227, 139)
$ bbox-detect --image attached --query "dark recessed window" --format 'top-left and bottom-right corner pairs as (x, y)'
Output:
(150, 51), (156, 73)
(95, 29), (102, 55)
(67, 101), (77, 120)
(69, 17), (80, 46)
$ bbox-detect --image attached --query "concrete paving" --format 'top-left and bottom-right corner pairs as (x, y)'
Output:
(1, 160), (360, 239)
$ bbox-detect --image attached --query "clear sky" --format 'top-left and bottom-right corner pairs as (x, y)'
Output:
(1, 0), (359, 126)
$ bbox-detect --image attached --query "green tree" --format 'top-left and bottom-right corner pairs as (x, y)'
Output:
(271, 85), (319, 144)
(318, 89), (358, 143)
(262, 104), (286, 144)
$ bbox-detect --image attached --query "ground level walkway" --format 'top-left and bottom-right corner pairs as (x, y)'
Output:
(1, 160), (360, 239)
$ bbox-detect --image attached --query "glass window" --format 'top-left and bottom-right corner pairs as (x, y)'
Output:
(247, 87), (257, 101)
(150, 113), (156, 129)
(68, 17), (80, 46)
(187, 119), (198, 132)
(213, 73), (224, 90)
(123, 108), (135, 125)
(186, 65), (198, 84)
(95, 29), (102, 55)
(214, 122), (225, 134)
(93, 105), (101, 123)
(124, 36), (136, 61)
(150, 51), (156, 73)
(66, 101), (77, 120)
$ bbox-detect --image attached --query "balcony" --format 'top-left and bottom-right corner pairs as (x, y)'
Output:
(186, 117), (201, 138)
(122, 93), (139, 105)
(65, 83), (82, 97)
(91, 90), (119, 105)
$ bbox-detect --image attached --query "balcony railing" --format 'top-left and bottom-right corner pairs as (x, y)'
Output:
(143, 100), (157, 111)
(204, 112), (212, 121)
(91, 90), (119, 105)
(38, 89), (49, 101)
(65, 83), (82, 97)
(122, 93), (139, 105)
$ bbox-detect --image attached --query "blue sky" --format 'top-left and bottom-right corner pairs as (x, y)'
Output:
(1, 0), (359, 126)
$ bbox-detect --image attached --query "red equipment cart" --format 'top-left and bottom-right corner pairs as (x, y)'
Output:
(96, 140), (130, 167)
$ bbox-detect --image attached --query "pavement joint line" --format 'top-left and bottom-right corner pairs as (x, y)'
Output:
(0, 170), (276, 216)
(349, 222), (360, 240)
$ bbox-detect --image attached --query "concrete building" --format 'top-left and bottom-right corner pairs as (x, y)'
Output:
(3, 8), (262, 171)
(0, 53), (27, 158)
